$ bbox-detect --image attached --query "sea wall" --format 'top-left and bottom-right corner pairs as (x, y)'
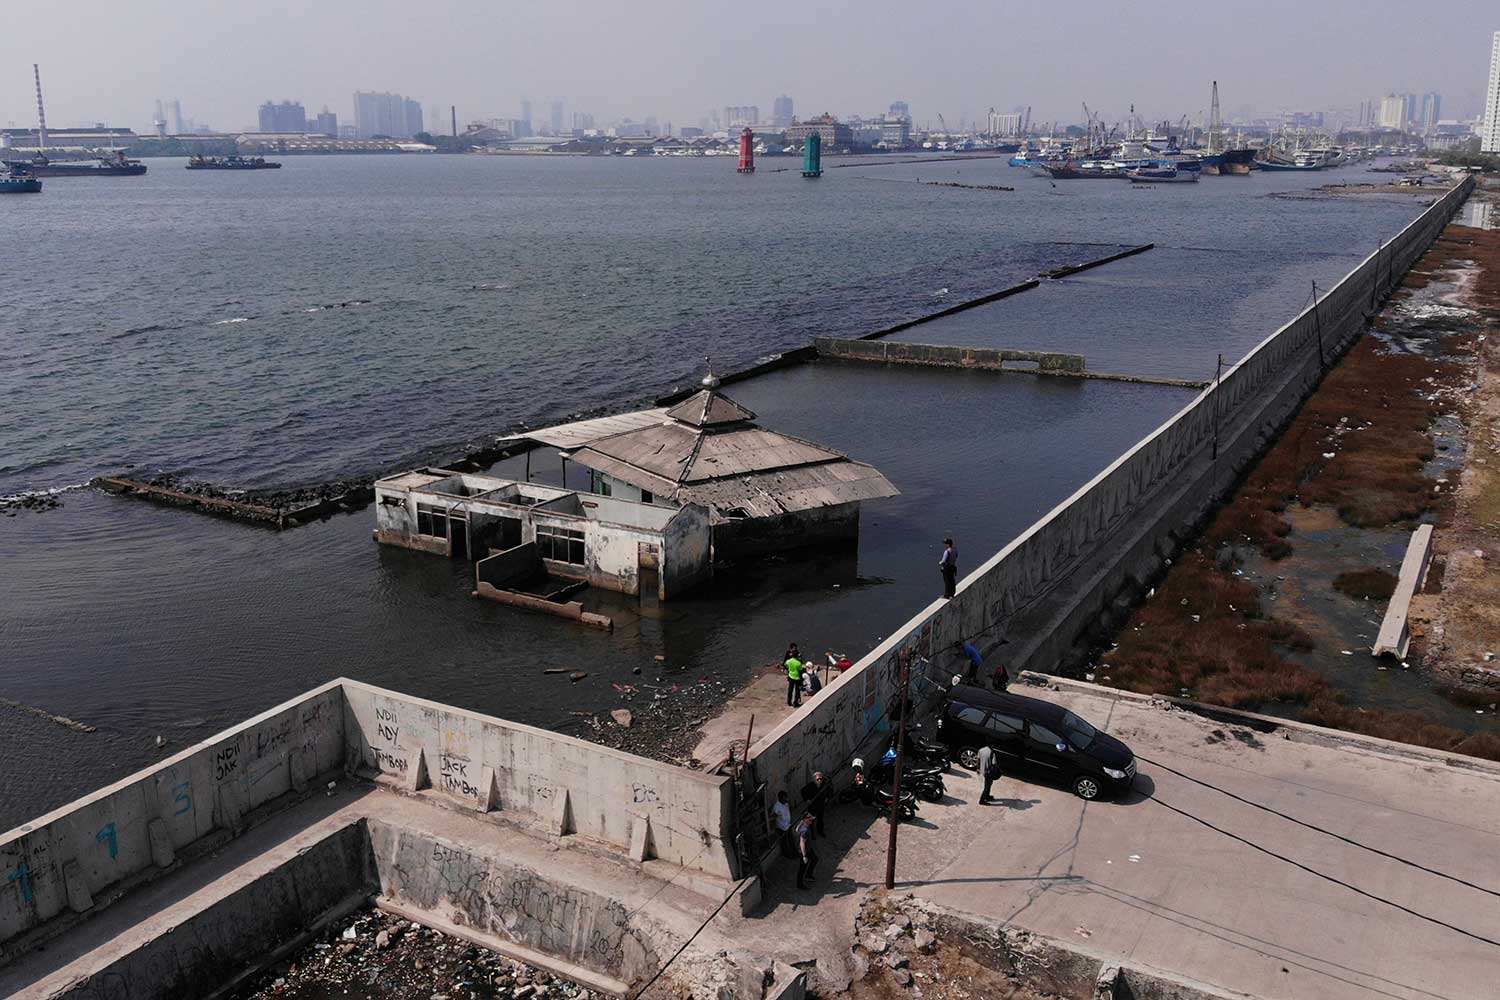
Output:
(0, 681), (347, 955)
(340, 681), (737, 879)
(748, 177), (1475, 810)
(815, 337), (1086, 374)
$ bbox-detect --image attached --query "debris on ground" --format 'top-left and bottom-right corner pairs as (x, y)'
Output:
(227, 907), (601, 1000)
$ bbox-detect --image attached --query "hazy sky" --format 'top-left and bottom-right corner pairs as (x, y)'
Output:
(5, 0), (1496, 132)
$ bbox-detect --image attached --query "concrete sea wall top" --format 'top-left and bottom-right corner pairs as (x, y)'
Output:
(748, 176), (1477, 808)
(1, 679), (736, 957)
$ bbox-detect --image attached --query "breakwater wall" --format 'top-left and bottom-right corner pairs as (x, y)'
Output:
(747, 176), (1475, 806)
(0, 680), (736, 962)
(814, 337), (1086, 373)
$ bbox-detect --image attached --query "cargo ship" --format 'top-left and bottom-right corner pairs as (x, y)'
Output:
(186, 155), (281, 170)
(8, 151), (147, 177)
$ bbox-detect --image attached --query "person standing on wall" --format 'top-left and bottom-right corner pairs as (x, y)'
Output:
(939, 537), (958, 599)
(795, 812), (819, 890)
(785, 650), (804, 707)
(977, 743), (1000, 805)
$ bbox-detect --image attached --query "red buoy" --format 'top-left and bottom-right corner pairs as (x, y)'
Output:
(736, 126), (755, 173)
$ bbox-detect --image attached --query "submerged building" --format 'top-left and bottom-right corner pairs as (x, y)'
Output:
(373, 469), (711, 616)
(510, 382), (899, 556)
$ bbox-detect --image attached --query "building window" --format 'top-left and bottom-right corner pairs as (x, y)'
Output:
(596, 475), (612, 497)
(641, 490), (654, 504)
(536, 525), (585, 565)
(416, 503), (447, 538)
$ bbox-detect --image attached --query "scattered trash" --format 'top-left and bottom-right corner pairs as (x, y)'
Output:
(1341, 650), (1353, 655)
(1074, 926), (1092, 938)
(1127, 854), (1142, 863)
(568, 671), (588, 682)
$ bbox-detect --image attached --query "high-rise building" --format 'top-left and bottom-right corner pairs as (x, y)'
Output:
(167, 99), (183, 135)
(549, 100), (564, 134)
(1484, 31), (1500, 153)
(722, 105), (759, 127)
(353, 92), (422, 138)
(519, 99), (533, 136)
(988, 111), (1023, 137)
(772, 95), (794, 128)
(1418, 92), (1442, 132)
(315, 108), (338, 138)
(1377, 93), (1409, 129)
(571, 111), (595, 133)
(644, 115), (659, 136)
(258, 100), (307, 132)
(889, 100), (911, 120)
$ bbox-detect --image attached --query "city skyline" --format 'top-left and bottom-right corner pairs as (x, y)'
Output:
(3, 0), (1497, 135)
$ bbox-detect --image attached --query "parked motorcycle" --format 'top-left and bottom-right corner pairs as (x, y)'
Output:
(839, 758), (919, 821)
(874, 750), (947, 801)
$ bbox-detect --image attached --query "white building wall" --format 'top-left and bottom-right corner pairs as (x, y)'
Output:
(1483, 31), (1500, 153)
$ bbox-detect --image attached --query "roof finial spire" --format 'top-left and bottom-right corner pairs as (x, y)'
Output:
(701, 356), (720, 389)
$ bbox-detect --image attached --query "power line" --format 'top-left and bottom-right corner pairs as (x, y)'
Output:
(1144, 791), (1500, 951)
(629, 871), (754, 999)
(1139, 754), (1500, 900)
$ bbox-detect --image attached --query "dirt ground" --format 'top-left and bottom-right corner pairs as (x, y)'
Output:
(1093, 179), (1500, 759)
(1412, 180), (1500, 695)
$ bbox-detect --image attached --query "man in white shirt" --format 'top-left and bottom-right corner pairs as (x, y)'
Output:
(771, 790), (793, 856)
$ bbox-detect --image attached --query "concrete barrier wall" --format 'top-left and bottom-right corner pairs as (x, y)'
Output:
(751, 177), (1474, 806)
(340, 681), (737, 879)
(369, 820), (662, 990)
(0, 681), (346, 951)
(816, 337), (1086, 373)
(48, 822), (374, 1000)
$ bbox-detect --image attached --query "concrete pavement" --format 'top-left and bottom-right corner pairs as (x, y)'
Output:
(728, 682), (1500, 1000)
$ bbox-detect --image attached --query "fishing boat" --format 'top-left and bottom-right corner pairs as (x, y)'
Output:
(0, 163), (41, 193)
(186, 155), (282, 170)
(1126, 164), (1197, 184)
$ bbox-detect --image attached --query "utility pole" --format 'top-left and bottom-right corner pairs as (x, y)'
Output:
(884, 649), (912, 890)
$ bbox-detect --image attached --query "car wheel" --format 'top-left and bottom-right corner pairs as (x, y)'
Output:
(957, 747), (979, 771)
(1072, 775), (1101, 801)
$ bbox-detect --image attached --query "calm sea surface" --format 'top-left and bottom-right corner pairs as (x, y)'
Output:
(0, 154), (1457, 825)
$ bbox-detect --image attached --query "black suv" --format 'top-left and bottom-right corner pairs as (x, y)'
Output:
(934, 685), (1137, 800)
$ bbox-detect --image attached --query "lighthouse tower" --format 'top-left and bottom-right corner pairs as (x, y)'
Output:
(736, 127), (755, 173)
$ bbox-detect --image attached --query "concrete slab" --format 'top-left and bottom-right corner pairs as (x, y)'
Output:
(726, 686), (1500, 1000)
(692, 666), (807, 769)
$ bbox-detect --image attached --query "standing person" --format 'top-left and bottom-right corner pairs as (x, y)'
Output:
(804, 663), (822, 698)
(800, 771), (828, 837)
(795, 813), (819, 889)
(785, 651), (804, 707)
(977, 743), (998, 805)
(939, 538), (958, 599)
(959, 641), (984, 685)
(771, 790), (794, 858)
(991, 659), (1011, 691)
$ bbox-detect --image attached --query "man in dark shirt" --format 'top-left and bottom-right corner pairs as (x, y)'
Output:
(939, 538), (958, 599)
(800, 771), (828, 837)
(795, 813), (818, 889)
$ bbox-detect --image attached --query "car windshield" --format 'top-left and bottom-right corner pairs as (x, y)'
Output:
(1060, 711), (1097, 750)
